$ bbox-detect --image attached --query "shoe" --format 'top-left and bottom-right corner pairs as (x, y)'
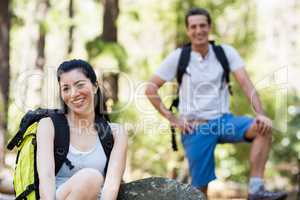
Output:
(248, 186), (288, 200)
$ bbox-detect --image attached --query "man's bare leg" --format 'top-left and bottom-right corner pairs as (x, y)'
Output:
(245, 122), (272, 178)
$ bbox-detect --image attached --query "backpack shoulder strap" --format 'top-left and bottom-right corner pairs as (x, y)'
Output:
(95, 115), (114, 176)
(176, 43), (192, 86)
(7, 108), (62, 150)
(169, 44), (191, 152)
(49, 113), (70, 175)
(210, 41), (232, 95)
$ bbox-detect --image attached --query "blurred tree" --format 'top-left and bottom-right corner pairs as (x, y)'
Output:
(102, 0), (118, 42)
(68, 0), (74, 54)
(101, 0), (119, 102)
(0, 0), (11, 166)
(35, 0), (50, 70)
(25, 0), (50, 109)
(86, 0), (127, 106)
(270, 92), (300, 189)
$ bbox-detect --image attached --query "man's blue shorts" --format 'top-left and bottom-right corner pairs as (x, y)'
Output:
(181, 113), (254, 188)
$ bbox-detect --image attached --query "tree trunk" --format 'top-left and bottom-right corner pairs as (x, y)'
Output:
(0, 0), (10, 166)
(36, 0), (49, 70)
(101, 0), (119, 42)
(68, 0), (74, 54)
(101, 0), (119, 103)
(30, 0), (49, 108)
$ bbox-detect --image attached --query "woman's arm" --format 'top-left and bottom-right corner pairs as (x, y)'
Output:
(101, 124), (128, 200)
(36, 117), (56, 200)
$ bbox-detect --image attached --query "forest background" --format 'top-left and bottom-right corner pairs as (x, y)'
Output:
(0, 0), (299, 198)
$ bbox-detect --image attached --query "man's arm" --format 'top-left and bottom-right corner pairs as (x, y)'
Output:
(233, 68), (264, 115)
(233, 68), (272, 134)
(145, 75), (171, 119)
(145, 75), (192, 133)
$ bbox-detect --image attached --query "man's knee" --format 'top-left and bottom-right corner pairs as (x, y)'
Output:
(246, 121), (273, 142)
(256, 124), (273, 144)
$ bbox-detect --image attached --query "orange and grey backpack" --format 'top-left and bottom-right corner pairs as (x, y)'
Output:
(7, 108), (114, 200)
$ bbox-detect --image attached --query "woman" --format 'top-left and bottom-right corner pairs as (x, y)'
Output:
(36, 59), (127, 200)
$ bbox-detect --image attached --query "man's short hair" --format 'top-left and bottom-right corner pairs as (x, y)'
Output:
(185, 7), (212, 27)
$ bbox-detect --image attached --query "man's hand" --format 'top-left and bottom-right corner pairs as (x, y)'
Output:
(255, 114), (272, 135)
(167, 114), (193, 134)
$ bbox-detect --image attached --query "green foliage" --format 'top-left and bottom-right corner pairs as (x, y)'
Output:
(269, 91), (300, 184)
(86, 37), (128, 72)
(11, 13), (25, 29)
(215, 143), (250, 183)
(229, 83), (300, 184)
(110, 99), (185, 178)
(127, 10), (140, 22)
(109, 102), (139, 123)
(38, 20), (49, 35)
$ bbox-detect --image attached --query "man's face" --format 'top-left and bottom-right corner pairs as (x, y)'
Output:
(186, 15), (211, 47)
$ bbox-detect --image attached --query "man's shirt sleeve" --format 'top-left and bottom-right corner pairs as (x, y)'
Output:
(221, 44), (245, 72)
(154, 48), (181, 81)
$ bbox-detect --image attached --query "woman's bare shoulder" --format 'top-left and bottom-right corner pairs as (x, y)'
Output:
(37, 117), (55, 138)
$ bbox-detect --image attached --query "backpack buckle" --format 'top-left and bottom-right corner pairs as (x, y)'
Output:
(106, 142), (113, 149)
(55, 147), (66, 157)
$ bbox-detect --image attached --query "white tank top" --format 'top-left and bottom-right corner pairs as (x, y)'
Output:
(55, 136), (107, 188)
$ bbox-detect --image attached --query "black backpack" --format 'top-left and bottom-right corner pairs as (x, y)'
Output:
(170, 41), (231, 151)
(7, 108), (114, 199)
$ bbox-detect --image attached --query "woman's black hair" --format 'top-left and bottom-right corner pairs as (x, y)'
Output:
(57, 59), (107, 119)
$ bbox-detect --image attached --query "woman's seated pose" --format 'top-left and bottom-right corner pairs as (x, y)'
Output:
(37, 59), (127, 200)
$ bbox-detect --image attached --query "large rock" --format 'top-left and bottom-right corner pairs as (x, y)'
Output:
(117, 177), (206, 200)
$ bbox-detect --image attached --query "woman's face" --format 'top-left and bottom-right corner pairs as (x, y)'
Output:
(59, 69), (97, 115)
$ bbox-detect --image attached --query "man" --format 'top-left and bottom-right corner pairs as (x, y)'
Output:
(145, 7), (287, 200)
